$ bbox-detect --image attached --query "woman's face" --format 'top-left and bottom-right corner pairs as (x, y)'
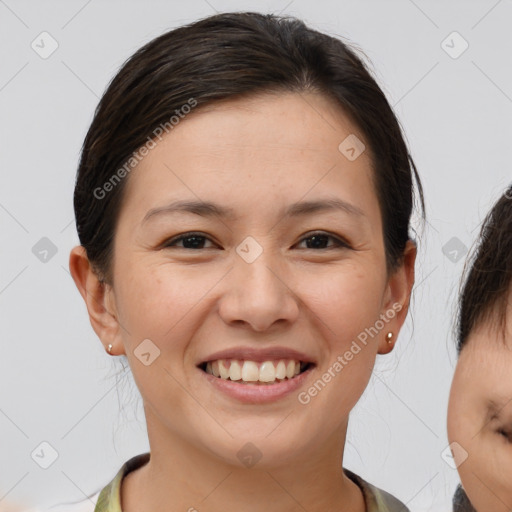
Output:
(74, 91), (414, 468)
(448, 300), (512, 512)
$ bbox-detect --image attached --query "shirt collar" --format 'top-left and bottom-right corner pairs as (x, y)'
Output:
(344, 469), (410, 512)
(94, 452), (150, 512)
(93, 452), (409, 512)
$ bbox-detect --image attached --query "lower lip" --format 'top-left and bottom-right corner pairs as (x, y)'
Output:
(199, 366), (315, 404)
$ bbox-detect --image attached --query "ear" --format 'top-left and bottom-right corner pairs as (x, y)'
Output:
(377, 239), (417, 355)
(68, 245), (124, 355)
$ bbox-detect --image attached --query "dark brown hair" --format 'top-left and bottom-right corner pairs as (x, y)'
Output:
(73, 11), (425, 286)
(456, 186), (512, 353)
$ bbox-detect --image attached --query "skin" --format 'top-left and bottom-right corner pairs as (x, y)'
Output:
(448, 296), (512, 512)
(69, 91), (416, 512)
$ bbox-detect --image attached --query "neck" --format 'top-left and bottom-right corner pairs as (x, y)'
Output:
(121, 413), (365, 512)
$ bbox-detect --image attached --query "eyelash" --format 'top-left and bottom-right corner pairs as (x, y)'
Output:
(162, 231), (351, 251)
(497, 427), (512, 443)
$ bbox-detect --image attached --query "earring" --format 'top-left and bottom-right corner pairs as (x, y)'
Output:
(386, 332), (393, 344)
(107, 343), (113, 354)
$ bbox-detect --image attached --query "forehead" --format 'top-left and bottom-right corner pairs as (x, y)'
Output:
(457, 317), (512, 409)
(460, 314), (512, 365)
(118, 91), (380, 229)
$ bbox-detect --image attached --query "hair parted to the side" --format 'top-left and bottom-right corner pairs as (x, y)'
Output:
(456, 186), (512, 353)
(73, 11), (425, 287)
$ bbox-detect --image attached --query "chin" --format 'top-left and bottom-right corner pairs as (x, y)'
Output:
(200, 430), (311, 470)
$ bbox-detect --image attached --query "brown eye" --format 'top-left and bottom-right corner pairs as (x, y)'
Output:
(163, 232), (216, 250)
(296, 231), (351, 250)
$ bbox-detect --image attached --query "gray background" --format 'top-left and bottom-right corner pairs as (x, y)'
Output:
(1, 1), (511, 511)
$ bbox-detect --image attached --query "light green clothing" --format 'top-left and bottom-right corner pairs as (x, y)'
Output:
(94, 452), (410, 512)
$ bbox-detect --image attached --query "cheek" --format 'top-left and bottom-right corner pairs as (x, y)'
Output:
(115, 263), (205, 338)
(447, 384), (467, 445)
(115, 248), (386, 372)
(447, 358), (479, 439)
(461, 433), (512, 504)
(447, 371), (478, 483)
(461, 457), (512, 512)
(316, 264), (386, 335)
(302, 265), (383, 390)
(448, 372), (512, 511)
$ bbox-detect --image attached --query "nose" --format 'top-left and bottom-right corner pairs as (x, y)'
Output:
(217, 245), (300, 332)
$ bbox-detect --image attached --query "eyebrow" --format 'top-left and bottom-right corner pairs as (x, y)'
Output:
(141, 197), (366, 225)
(486, 397), (512, 421)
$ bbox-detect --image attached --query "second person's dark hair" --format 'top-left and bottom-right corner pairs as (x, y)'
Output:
(456, 186), (512, 353)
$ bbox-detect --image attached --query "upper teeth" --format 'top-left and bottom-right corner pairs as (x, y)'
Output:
(205, 359), (304, 383)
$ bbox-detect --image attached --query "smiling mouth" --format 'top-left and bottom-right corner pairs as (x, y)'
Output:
(198, 359), (314, 385)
